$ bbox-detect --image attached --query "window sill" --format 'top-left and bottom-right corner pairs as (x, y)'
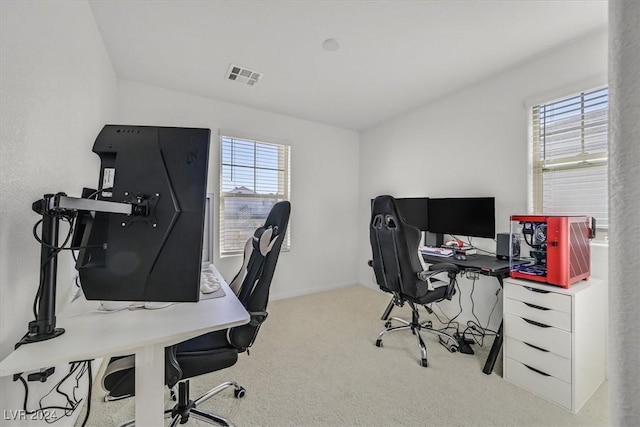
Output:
(220, 247), (291, 258)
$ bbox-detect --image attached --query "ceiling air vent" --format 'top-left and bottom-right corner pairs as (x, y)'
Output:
(226, 64), (263, 86)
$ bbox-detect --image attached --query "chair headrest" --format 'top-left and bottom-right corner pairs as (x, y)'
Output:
(253, 225), (280, 256)
(371, 195), (400, 220)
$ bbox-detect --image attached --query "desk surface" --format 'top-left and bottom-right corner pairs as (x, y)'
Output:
(0, 274), (250, 377)
(423, 253), (517, 276)
(0, 265), (250, 426)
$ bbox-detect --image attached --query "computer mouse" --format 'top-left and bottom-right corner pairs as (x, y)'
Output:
(200, 273), (221, 294)
(453, 253), (467, 261)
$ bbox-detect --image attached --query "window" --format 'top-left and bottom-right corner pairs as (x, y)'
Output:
(532, 87), (608, 233)
(220, 135), (291, 256)
(202, 193), (214, 265)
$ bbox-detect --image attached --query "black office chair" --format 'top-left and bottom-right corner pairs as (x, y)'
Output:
(369, 195), (460, 367)
(102, 201), (290, 426)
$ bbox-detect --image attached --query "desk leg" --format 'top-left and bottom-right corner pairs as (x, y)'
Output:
(483, 320), (502, 375)
(483, 275), (504, 375)
(135, 345), (165, 426)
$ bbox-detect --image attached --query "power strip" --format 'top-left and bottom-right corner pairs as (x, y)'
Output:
(453, 332), (475, 354)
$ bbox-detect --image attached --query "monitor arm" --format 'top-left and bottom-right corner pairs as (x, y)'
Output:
(16, 192), (145, 348)
(48, 193), (133, 215)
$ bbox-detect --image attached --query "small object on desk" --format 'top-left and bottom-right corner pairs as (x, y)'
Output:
(419, 246), (453, 257)
(453, 253), (467, 261)
(456, 247), (477, 255)
(98, 301), (132, 312)
(444, 239), (464, 248)
(127, 302), (175, 310)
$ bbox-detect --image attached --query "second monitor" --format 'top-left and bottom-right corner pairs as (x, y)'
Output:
(394, 197), (430, 231)
(428, 197), (495, 239)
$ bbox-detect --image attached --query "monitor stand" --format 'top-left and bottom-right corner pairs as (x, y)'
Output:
(17, 194), (66, 348)
(16, 193), (138, 348)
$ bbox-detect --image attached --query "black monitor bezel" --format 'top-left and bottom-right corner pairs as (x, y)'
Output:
(427, 197), (496, 239)
(394, 197), (430, 231)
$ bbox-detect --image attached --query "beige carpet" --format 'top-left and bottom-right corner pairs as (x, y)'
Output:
(78, 285), (608, 426)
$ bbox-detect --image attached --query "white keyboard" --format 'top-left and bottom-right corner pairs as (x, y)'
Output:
(200, 269), (221, 294)
(419, 246), (454, 257)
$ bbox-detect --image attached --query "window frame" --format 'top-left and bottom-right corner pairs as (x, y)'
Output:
(219, 134), (291, 257)
(529, 85), (609, 240)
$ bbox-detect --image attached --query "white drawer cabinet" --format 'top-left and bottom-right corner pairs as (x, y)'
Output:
(503, 278), (606, 413)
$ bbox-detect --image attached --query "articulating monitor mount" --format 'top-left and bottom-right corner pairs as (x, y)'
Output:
(16, 192), (146, 348)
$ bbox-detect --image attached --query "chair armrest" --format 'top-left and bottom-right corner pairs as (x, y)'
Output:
(416, 270), (438, 282)
(417, 263), (460, 281)
(429, 262), (460, 274)
(229, 311), (269, 352)
(248, 311), (268, 327)
(419, 263), (460, 300)
(165, 346), (182, 388)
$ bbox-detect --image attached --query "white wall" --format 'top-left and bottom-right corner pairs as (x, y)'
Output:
(358, 29), (609, 331)
(608, 0), (640, 423)
(115, 80), (360, 300)
(0, 0), (117, 422)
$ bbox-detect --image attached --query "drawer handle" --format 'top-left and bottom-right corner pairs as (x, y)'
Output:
(524, 302), (550, 311)
(523, 341), (550, 352)
(523, 363), (551, 377)
(525, 286), (550, 294)
(523, 318), (551, 328)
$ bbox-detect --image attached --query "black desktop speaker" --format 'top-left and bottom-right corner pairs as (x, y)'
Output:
(496, 232), (520, 260)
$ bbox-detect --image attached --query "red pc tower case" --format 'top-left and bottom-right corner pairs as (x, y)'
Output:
(510, 215), (592, 288)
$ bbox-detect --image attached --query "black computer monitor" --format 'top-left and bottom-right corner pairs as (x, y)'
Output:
(75, 125), (211, 302)
(394, 197), (430, 231)
(427, 197), (495, 239)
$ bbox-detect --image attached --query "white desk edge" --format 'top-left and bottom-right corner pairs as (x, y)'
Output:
(0, 266), (250, 426)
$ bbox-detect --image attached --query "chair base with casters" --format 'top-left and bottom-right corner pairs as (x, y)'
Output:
(112, 379), (245, 427)
(375, 298), (459, 367)
(167, 379), (246, 427)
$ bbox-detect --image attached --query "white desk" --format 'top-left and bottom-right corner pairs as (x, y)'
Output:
(0, 266), (249, 426)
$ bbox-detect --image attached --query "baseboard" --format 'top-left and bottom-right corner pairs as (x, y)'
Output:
(270, 281), (358, 301)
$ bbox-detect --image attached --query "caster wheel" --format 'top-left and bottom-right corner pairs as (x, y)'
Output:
(234, 387), (246, 398)
(384, 321), (392, 328)
(421, 359), (428, 368)
(375, 339), (383, 347)
(450, 345), (458, 353)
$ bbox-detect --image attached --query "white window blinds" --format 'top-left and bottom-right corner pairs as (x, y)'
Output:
(220, 136), (291, 256)
(532, 87), (608, 230)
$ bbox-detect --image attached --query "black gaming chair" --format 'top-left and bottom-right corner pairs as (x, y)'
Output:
(102, 201), (290, 426)
(369, 195), (460, 367)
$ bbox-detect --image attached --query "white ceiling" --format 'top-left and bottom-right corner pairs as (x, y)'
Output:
(89, 1), (607, 131)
